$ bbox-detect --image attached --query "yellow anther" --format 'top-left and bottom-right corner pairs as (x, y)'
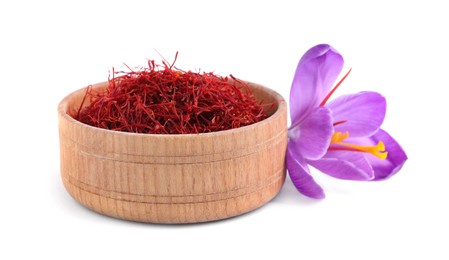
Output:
(331, 131), (349, 144)
(330, 132), (388, 160)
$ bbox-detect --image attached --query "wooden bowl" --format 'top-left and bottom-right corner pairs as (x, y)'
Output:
(58, 81), (287, 223)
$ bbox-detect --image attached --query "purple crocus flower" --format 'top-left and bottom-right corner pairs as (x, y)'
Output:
(287, 44), (407, 199)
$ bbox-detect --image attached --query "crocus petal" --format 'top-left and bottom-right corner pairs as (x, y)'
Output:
(327, 91), (386, 137)
(288, 106), (333, 160)
(350, 129), (408, 180)
(290, 44), (344, 124)
(286, 146), (325, 199)
(308, 151), (374, 180)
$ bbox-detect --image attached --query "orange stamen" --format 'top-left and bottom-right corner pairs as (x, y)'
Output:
(331, 131), (349, 144)
(329, 131), (388, 160)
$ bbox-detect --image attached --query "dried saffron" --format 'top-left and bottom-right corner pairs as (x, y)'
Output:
(72, 56), (269, 134)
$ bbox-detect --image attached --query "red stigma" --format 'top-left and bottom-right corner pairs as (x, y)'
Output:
(320, 68), (352, 106)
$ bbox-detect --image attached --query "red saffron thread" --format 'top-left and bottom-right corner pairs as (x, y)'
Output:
(333, 120), (347, 126)
(71, 56), (269, 134)
(320, 68), (352, 106)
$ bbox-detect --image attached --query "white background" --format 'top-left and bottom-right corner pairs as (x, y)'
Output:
(1, 1), (447, 259)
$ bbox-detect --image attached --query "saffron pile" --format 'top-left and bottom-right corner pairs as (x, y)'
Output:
(72, 58), (268, 134)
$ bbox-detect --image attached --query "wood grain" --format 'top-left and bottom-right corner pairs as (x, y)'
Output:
(58, 81), (287, 223)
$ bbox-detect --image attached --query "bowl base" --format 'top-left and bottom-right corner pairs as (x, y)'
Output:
(62, 172), (285, 224)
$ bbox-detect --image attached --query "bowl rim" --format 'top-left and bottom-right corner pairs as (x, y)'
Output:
(58, 80), (286, 139)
